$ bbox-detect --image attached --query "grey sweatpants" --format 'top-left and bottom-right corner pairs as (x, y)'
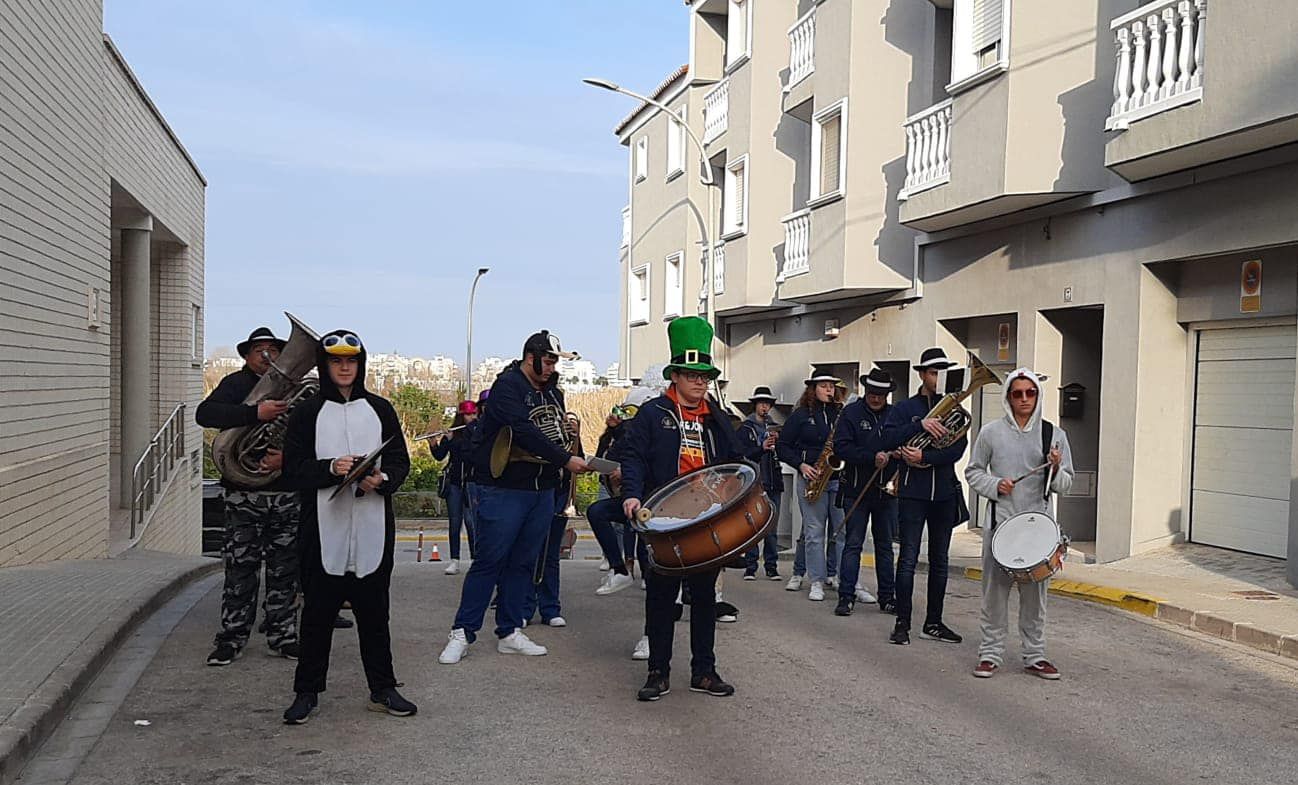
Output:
(978, 532), (1048, 667)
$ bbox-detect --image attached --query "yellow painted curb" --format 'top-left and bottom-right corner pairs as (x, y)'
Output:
(396, 533), (598, 543)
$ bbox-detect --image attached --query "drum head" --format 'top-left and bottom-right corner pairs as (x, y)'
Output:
(990, 512), (1061, 566)
(637, 463), (757, 533)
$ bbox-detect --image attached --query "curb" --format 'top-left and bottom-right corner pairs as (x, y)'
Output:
(0, 559), (221, 785)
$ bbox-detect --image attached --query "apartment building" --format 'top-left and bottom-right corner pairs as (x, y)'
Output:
(612, 0), (1298, 585)
(1, 2), (206, 566)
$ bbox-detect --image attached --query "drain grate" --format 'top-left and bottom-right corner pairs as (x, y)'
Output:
(1230, 590), (1281, 601)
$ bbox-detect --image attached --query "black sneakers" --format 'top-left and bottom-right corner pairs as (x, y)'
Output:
(834, 597), (854, 616)
(689, 672), (735, 697)
(889, 621), (910, 645)
(879, 599), (898, 615)
(270, 642), (300, 660)
(765, 566), (781, 580)
(369, 687), (418, 717)
(920, 622), (963, 644)
(283, 692), (317, 724)
(206, 643), (240, 666)
(637, 671), (671, 702)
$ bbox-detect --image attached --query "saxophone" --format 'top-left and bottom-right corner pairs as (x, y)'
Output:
(803, 406), (845, 503)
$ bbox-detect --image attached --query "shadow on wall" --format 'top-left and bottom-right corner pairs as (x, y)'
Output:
(1052, 0), (1130, 193)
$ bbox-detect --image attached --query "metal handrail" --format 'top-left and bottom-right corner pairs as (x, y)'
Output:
(131, 402), (187, 540)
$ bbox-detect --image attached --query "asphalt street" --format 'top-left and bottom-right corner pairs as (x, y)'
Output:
(37, 544), (1298, 785)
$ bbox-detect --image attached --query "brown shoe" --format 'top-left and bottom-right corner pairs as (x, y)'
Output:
(1025, 660), (1061, 680)
(973, 660), (998, 679)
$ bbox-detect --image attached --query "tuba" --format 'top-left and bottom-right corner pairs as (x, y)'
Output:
(211, 313), (321, 488)
(890, 354), (1003, 476)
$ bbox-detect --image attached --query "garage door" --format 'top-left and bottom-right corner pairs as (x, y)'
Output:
(1190, 325), (1295, 558)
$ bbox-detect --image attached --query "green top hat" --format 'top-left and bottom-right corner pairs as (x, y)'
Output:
(663, 316), (722, 380)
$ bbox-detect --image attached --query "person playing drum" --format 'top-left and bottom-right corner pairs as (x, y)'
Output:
(621, 316), (744, 702)
(965, 368), (1074, 680)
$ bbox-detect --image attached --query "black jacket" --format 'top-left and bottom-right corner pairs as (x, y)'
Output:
(878, 390), (968, 502)
(776, 402), (842, 471)
(432, 433), (472, 491)
(737, 414), (782, 495)
(833, 399), (899, 503)
(619, 393), (744, 502)
(469, 361), (572, 491)
(196, 366), (291, 492)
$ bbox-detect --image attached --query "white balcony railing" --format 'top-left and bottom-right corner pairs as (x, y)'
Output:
(713, 242), (725, 295)
(899, 99), (952, 200)
(779, 209), (810, 282)
(786, 9), (816, 90)
(620, 205), (631, 248)
(703, 77), (730, 143)
(1106, 0), (1206, 130)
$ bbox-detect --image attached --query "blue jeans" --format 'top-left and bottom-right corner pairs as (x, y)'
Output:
(839, 496), (898, 602)
(451, 485), (555, 641)
(794, 477), (845, 584)
(745, 490), (782, 572)
(523, 515), (568, 623)
(895, 497), (957, 627)
(588, 496), (648, 575)
(445, 484), (475, 560)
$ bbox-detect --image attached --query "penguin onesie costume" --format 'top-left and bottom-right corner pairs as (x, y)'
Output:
(281, 329), (416, 724)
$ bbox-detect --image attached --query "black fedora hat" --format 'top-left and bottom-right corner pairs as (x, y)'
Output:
(912, 347), (958, 371)
(237, 327), (286, 357)
(860, 367), (896, 393)
(804, 365), (841, 385)
(748, 385), (778, 403)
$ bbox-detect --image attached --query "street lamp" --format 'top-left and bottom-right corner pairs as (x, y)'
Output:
(466, 267), (489, 399)
(583, 76), (722, 355)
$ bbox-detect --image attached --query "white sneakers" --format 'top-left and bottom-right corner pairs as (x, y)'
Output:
(444, 559), (460, 575)
(808, 582), (825, 601)
(599, 558), (610, 571)
(596, 573), (635, 596)
(826, 576), (837, 589)
(785, 575), (805, 591)
(439, 629), (470, 664)
(632, 635), (650, 660)
(498, 630), (548, 656)
(547, 616), (567, 628)
(855, 586), (876, 604)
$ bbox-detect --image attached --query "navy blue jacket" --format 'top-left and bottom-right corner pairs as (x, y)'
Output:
(833, 399), (900, 502)
(776, 402), (842, 471)
(737, 414), (782, 495)
(469, 361), (572, 491)
(878, 390), (967, 502)
(432, 433), (472, 490)
(619, 393), (744, 502)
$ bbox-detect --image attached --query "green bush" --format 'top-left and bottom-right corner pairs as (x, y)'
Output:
(393, 491), (444, 518)
(402, 453), (442, 492)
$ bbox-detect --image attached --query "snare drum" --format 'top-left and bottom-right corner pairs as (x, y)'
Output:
(990, 511), (1069, 584)
(632, 463), (775, 576)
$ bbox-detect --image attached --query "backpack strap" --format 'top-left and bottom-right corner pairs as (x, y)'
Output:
(1041, 420), (1055, 501)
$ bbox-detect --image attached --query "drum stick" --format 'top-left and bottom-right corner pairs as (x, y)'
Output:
(1011, 462), (1050, 483)
(635, 507), (653, 524)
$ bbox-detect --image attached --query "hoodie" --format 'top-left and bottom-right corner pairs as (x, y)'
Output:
(283, 330), (410, 578)
(469, 360), (572, 491)
(964, 368), (1074, 524)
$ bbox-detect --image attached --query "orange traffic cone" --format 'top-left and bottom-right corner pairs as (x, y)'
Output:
(430, 543), (442, 562)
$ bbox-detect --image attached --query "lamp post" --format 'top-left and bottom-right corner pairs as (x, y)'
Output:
(583, 77), (721, 371)
(465, 267), (489, 399)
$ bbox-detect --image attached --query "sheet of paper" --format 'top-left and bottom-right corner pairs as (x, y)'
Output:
(584, 456), (619, 475)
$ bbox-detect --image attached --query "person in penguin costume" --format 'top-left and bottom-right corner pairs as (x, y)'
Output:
(280, 329), (416, 725)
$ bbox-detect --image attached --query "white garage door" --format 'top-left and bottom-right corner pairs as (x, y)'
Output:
(1190, 325), (1295, 557)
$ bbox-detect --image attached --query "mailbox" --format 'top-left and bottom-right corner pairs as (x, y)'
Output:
(1060, 383), (1086, 419)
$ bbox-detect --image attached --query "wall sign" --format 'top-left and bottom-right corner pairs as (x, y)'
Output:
(1240, 259), (1262, 313)
(997, 322), (1011, 362)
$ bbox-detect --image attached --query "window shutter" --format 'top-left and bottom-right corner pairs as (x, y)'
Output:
(727, 0), (748, 65)
(733, 164), (746, 228)
(820, 114), (842, 195)
(971, 0), (1004, 52)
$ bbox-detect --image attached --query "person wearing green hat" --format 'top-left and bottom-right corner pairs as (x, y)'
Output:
(620, 316), (745, 702)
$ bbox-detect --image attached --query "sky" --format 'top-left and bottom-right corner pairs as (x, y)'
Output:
(104, 0), (685, 371)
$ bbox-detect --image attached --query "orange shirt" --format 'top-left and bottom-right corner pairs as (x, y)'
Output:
(667, 385), (710, 475)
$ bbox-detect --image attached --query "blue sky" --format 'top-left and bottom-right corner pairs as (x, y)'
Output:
(104, 0), (685, 371)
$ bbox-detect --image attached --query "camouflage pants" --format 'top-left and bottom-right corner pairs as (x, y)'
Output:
(215, 491), (300, 651)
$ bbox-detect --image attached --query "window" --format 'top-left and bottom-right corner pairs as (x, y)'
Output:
(811, 100), (846, 202)
(629, 265), (650, 324)
(666, 116), (685, 178)
(950, 0), (1008, 89)
(725, 0), (751, 70)
(664, 252), (684, 317)
(191, 304), (202, 361)
(635, 137), (648, 182)
(723, 156), (749, 237)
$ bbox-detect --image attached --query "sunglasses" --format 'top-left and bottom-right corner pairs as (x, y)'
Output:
(1009, 388), (1038, 401)
(323, 333), (362, 356)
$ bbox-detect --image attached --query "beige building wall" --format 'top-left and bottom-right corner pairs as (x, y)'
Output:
(0, 2), (206, 566)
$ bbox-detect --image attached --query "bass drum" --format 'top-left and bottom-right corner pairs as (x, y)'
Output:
(632, 463), (775, 576)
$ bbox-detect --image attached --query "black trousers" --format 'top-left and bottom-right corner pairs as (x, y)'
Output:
(645, 567), (719, 679)
(293, 560), (397, 694)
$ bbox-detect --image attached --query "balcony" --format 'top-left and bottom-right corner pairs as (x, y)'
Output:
(778, 209), (810, 282)
(786, 9), (815, 91)
(703, 77), (729, 143)
(899, 99), (952, 201)
(1106, 0), (1205, 131)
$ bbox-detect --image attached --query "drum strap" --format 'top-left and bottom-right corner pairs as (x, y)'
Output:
(990, 421), (1055, 532)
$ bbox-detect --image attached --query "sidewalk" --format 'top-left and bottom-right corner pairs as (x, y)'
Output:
(0, 550), (218, 785)
(871, 529), (1298, 662)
